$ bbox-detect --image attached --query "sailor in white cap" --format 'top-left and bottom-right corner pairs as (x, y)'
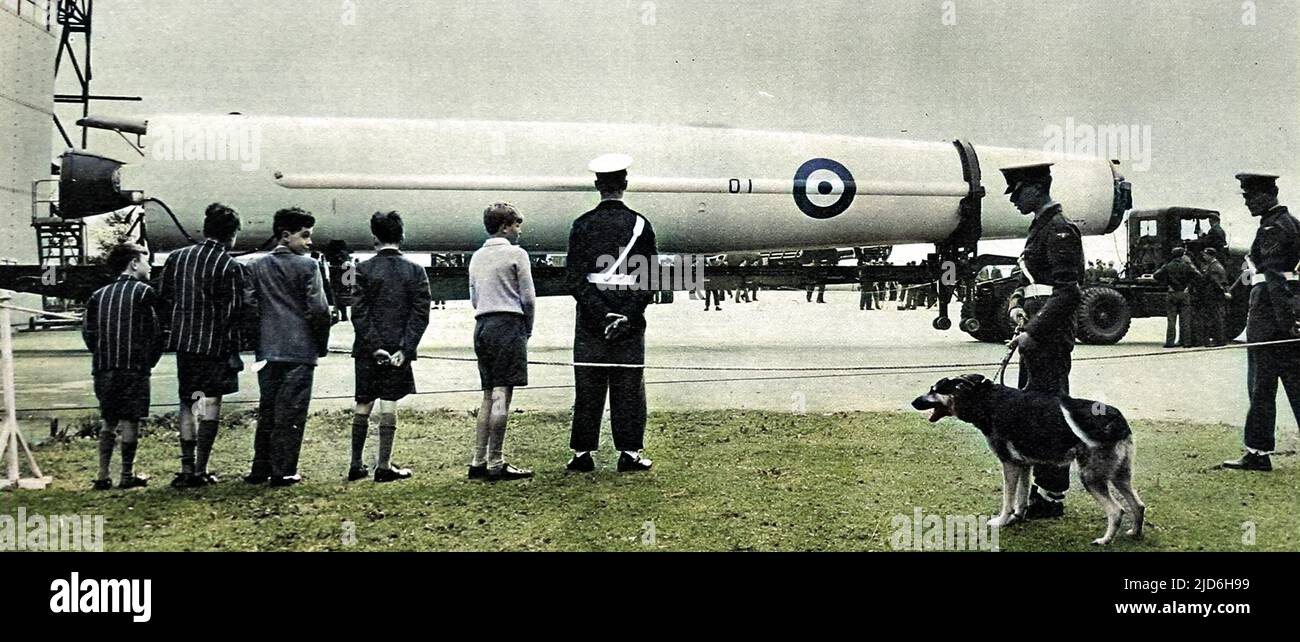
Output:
(564, 153), (657, 473)
(1225, 172), (1300, 471)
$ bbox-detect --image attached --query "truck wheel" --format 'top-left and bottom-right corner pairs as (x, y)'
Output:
(1076, 286), (1131, 344)
(964, 289), (1016, 343)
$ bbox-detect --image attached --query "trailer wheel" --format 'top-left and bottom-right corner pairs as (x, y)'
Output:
(1076, 286), (1131, 344)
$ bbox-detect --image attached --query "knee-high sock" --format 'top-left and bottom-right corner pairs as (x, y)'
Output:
(97, 423), (116, 480)
(350, 414), (370, 468)
(195, 419), (219, 473)
(119, 423), (139, 481)
(179, 438), (197, 474)
(376, 413), (396, 469)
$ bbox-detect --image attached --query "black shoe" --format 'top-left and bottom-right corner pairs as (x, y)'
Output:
(118, 474), (149, 489)
(1163, 343), (1177, 348)
(617, 452), (653, 473)
(171, 472), (204, 489)
(92, 478), (113, 491)
(467, 464), (488, 480)
(487, 463), (534, 481)
(1024, 490), (1065, 519)
(268, 474), (303, 487)
(243, 473), (270, 485)
(566, 452), (595, 473)
(347, 465), (370, 482)
(374, 466), (413, 483)
(1222, 452), (1272, 471)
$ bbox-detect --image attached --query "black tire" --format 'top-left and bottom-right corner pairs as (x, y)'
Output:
(1076, 286), (1131, 345)
(964, 280), (1017, 343)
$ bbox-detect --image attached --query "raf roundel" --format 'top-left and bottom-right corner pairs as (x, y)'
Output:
(793, 158), (856, 219)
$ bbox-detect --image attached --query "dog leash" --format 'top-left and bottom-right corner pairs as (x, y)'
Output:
(994, 321), (1025, 385)
(993, 341), (1017, 386)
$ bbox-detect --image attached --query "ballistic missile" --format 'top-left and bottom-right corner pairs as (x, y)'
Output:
(60, 114), (1128, 254)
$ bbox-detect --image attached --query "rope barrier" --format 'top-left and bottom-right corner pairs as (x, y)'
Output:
(0, 303), (80, 322)
(412, 336), (1300, 372)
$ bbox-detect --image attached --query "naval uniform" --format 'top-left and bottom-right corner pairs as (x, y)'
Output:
(1007, 201), (1084, 496)
(566, 199), (658, 452)
(1243, 204), (1300, 453)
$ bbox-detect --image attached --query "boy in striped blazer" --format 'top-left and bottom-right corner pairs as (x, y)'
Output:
(157, 203), (244, 488)
(83, 243), (163, 490)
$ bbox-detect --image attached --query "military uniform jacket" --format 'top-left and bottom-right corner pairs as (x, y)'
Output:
(350, 248), (431, 362)
(1153, 256), (1201, 292)
(1247, 205), (1300, 339)
(1199, 258), (1229, 297)
(566, 200), (658, 336)
(1007, 203), (1084, 341)
(1202, 225), (1228, 256)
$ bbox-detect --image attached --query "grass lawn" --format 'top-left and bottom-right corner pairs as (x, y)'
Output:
(3, 408), (1295, 551)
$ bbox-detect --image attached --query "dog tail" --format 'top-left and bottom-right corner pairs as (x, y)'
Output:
(1059, 402), (1102, 448)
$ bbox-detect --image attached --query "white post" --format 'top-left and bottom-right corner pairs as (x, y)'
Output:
(1, 292), (20, 484)
(0, 291), (50, 489)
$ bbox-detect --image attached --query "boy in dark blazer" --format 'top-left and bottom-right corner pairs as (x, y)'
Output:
(347, 211), (431, 482)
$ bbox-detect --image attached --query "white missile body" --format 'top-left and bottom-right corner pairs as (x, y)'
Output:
(113, 114), (1125, 253)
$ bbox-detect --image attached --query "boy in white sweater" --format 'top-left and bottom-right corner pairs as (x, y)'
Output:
(467, 202), (536, 481)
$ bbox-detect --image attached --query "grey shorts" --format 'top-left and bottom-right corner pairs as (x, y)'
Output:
(94, 369), (151, 423)
(474, 313), (528, 389)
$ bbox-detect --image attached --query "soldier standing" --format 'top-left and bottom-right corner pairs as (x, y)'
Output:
(1003, 162), (1084, 519)
(1152, 247), (1201, 348)
(565, 154), (656, 473)
(1197, 247), (1230, 346)
(1224, 173), (1300, 471)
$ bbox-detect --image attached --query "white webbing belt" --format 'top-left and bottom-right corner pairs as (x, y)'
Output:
(586, 215), (645, 287)
(1023, 284), (1055, 298)
(1017, 256), (1054, 298)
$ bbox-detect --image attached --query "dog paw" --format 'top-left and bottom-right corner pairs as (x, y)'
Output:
(1126, 528), (1144, 538)
(988, 515), (1017, 528)
(1091, 537), (1112, 546)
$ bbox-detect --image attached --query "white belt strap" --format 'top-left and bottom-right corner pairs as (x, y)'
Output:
(1017, 255), (1036, 285)
(1023, 284), (1055, 298)
(587, 273), (637, 286)
(586, 215), (645, 286)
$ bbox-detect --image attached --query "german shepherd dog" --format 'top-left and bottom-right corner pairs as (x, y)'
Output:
(911, 374), (1145, 545)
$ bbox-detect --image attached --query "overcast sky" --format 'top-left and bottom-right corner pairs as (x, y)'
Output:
(71, 0), (1298, 261)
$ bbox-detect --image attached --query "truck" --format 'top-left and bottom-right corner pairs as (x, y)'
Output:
(961, 207), (1249, 344)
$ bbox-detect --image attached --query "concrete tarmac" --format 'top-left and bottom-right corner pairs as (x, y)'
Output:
(8, 291), (1297, 443)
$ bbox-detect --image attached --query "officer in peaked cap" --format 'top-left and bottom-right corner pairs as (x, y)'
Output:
(1001, 162), (1085, 518)
(564, 153), (658, 473)
(1225, 172), (1300, 471)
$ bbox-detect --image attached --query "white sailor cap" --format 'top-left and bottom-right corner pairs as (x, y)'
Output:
(588, 153), (633, 175)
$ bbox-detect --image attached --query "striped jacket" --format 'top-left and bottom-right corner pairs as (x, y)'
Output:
(82, 275), (164, 373)
(158, 239), (244, 356)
